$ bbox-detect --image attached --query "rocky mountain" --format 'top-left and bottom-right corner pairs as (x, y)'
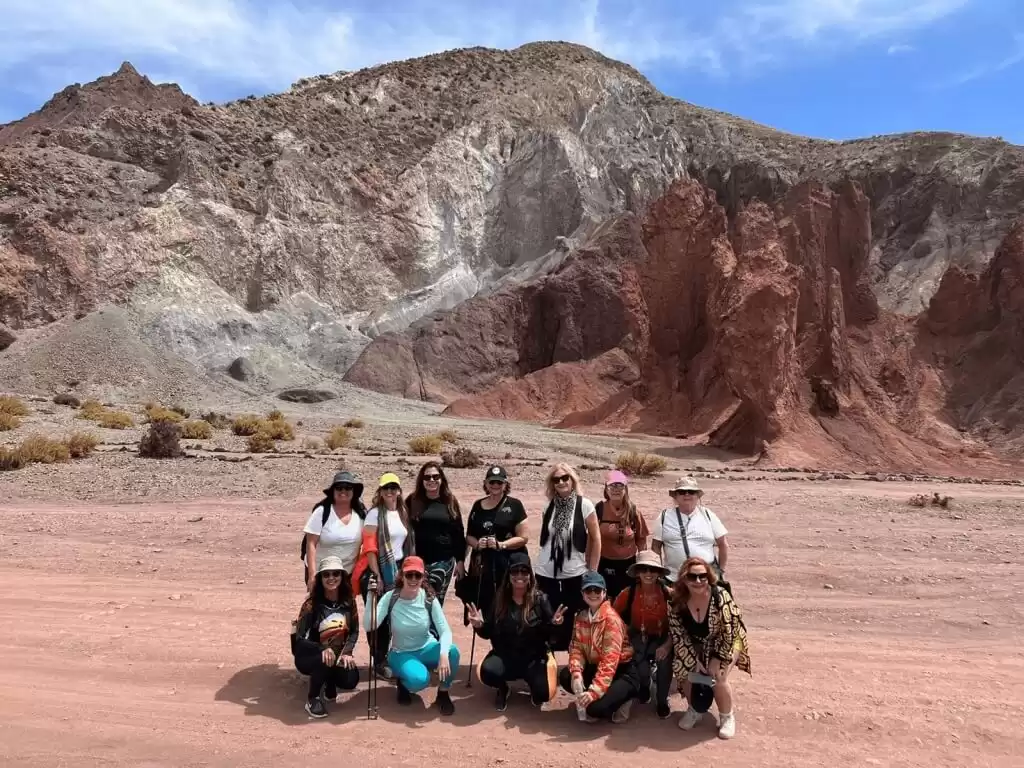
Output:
(2, 42), (1023, 470)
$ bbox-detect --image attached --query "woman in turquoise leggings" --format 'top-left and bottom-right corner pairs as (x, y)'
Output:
(364, 555), (461, 715)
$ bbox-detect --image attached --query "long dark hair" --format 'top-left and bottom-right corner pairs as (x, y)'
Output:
(407, 461), (462, 521)
(313, 569), (354, 606)
(494, 566), (538, 631)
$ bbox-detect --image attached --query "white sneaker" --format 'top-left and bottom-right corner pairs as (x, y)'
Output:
(611, 699), (633, 723)
(678, 706), (701, 730)
(718, 711), (736, 739)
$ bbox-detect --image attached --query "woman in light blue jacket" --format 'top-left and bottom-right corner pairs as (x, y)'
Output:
(365, 555), (461, 715)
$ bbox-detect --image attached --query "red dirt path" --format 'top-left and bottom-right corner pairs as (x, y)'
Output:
(1, 479), (1021, 767)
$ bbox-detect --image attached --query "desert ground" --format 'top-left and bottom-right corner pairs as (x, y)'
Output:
(1, 400), (1022, 768)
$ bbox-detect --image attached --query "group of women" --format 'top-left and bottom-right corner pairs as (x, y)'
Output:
(289, 461), (751, 740)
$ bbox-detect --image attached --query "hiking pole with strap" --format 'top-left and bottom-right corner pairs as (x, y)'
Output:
(367, 587), (379, 720)
(465, 550), (488, 688)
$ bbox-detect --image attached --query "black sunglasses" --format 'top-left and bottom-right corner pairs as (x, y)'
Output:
(685, 572), (709, 583)
(673, 489), (699, 496)
(486, 479), (505, 485)
(633, 566), (656, 574)
(423, 474), (442, 482)
(404, 571), (424, 579)
(552, 474), (572, 484)
(582, 586), (604, 594)
(509, 568), (531, 577)
(321, 570), (343, 579)
(334, 484), (355, 492)
(381, 483), (401, 492)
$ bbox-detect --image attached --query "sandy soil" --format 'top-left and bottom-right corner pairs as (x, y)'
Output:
(2, 461), (1022, 768)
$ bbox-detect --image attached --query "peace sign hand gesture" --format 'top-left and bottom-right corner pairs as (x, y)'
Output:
(466, 602), (485, 629)
(551, 604), (568, 625)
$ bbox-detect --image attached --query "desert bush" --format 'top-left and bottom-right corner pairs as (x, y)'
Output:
(65, 431), (99, 458)
(438, 428), (459, 444)
(615, 451), (668, 477)
(170, 404), (190, 418)
(0, 447), (27, 471)
(231, 414), (263, 436)
(18, 435), (71, 464)
(180, 420), (213, 439)
(247, 431), (276, 453)
(145, 405), (183, 424)
(263, 418), (294, 441)
(53, 393), (81, 407)
(266, 409), (285, 421)
(303, 437), (324, 451)
(344, 418), (365, 429)
(201, 411), (231, 429)
(139, 420), (183, 459)
(909, 492), (952, 509)
(442, 446), (481, 469)
(0, 412), (20, 431)
(0, 395), (29, 417)
(325, 426), (352, 450)
(409, 434), (443, 455)
(97, 410), (134, 429)
(78, 399), (106, 420)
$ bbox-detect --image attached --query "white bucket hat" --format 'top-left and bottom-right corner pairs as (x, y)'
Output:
(317, 555), (346, 574)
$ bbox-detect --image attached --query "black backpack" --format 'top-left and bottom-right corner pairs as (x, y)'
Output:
(299, 497), (367, 560)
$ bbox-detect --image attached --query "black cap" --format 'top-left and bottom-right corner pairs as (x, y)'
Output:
(485, 465), (508, 481)
(691, 682), (715, 712)
(506, 551), (531, 570)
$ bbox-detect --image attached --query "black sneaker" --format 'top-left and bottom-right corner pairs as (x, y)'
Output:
(495, 684), (510, 712)
(397, 681), (413, 706)
(657, 701), (671, 719)
(437, 689), (455, 716)
(305, 696), (328, 719)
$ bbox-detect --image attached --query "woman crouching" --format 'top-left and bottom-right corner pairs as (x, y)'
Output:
(668, 557), (751, 739)
(364, 556), (461, 716)
(290, 556), (360, 719)
(558, 571), (642, 723)
(467, 551), (566, 711)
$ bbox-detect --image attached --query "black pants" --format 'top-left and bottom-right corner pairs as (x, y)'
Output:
(535, 574), (583, 652)
(294, 647), (360, 701)
(631, 633), (673, 705)
(479, 651), (553, 705)
(597, 556), (636, 600)
(558, 660), (641, 719)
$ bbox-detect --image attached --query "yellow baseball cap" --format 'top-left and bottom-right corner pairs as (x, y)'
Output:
(378, 472), (402, 488)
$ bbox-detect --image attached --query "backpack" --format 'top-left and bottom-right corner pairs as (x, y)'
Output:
(383, 587), (440, 640)
(299, 497), (367, 560)
(660, 507), (732, 595)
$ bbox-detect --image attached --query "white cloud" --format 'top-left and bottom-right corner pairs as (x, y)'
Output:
(887, 44), (916, 54)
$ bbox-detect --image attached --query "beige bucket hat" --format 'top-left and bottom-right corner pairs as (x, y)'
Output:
(317, 555), (346, 574)
(626, 549), (671, 578)
(669, 475), (703, 495)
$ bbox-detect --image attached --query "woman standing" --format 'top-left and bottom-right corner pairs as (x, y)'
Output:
(534, 463), (601, 652)
(302, 471), (365, 591)
(352, 472), (414, 676)
(466, 551), (565, 711)
(668, 556), (751, 739)
(406, 462), (466, 605)
(595, 470), (649, 599)
(291, 556), (360, 719)
(364, 557), (461, 716)
(461, 465), (529, 621)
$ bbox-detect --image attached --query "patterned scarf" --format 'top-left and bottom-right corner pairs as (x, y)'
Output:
(549, 490), (577, 576)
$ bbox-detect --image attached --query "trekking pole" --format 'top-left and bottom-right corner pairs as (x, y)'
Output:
(367, 588), (379, 720)
(465, 552), (487, 687)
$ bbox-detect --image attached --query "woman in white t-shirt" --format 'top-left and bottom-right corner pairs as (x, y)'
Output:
(534, 462), (601, 652)
(651, 476), (729, 586)
(303, 471), (366, 592)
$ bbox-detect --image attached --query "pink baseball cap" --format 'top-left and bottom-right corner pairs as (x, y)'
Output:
(606, 470), (629, 485)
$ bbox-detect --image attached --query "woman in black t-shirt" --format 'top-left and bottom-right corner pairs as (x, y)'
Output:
(459, 465), (529, 620)
(406, 461), (466, 604)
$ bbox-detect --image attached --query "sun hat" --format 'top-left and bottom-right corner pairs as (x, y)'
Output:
(669, 476), (703, 495)
(401, 556), (426, 574)
(377, 472), (402, 488)
(626, 549), (670, 578)
(485, 465), (508, 481)
(581, 570), (607, 592)
(690, 681), (715, 713)
(323, 470), (364, 498)
(605, 470), (629, 486)
(317, 555), (346, 574)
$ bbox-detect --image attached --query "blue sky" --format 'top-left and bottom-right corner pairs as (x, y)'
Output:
(2, 0), (1021, 143)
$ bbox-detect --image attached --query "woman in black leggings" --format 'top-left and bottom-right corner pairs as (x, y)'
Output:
(290, 556), (360, 718)
(466, 551), (566, 711)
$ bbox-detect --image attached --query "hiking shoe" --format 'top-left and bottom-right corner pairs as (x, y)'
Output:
(656, 700), (672, 719)
(437, 690), (455, 716)
(611, 699), (633, 724)
(495, 684), (509, 712)
(305, 696), (328, 719)
(396, 681), (413, 706)
(678, 706), (701, 730)
(718, 711), (736, 740)
(374, 663), (393, 680)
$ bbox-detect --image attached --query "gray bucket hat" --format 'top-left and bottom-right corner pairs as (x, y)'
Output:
(323, 470), (364, 499)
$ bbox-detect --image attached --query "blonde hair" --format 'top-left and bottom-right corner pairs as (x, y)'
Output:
(544, 462), (581, 500)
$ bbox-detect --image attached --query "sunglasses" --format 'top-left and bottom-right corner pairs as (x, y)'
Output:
(633, 566), (657, 574)
(509, 568), (531, 578)
(552, 474), (572, 484)
(404, 571), (424, 579)
(381, 484), (401, 492)
(582, 586), (604, 595)
(673, 489), (699, 496)
(334, 485), (355, 492)
(607, 482), (626, 490)
(423, 474), (442, 482)
(684, 572), (709, 583)
(486, 479), (505, 486)
(321, 570), (343, 579)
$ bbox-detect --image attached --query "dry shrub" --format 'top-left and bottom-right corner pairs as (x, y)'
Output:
(232, 414), (263, 436)
(78, 399), (106, 420)
(18, 434), (71, 464)
(409, 434), (443, 455)
(53, 393), (81, 407)
(908, 494), (928, 507)
(325, 426), (352, 450)
(145, 405), (183, 424)
(263, 418), (294, 441)
(267, 409), (285, 421)
(438, 428), (459, 444)
(202, 411), (231, 429)
(98, 410), (134, 429)
(247, 431), (276, 453)
(181, 420), (213, 439)
(303, 437), (324, 451)
(0, 395), (29, 417)
(344, 418), (365, 429)
(170, 404), (190, 418)
(139, 420), (183, 458)
(615, 451), (668, 477)
(442, 446), (481, 468)
(0, 447), (27, 471)
(910, 492), (953, 509)
(65, 431), (99, 458)
(0, 412), (20, 431)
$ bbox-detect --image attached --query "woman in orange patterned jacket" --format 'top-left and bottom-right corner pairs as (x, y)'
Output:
(557, 570), (642, 723)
